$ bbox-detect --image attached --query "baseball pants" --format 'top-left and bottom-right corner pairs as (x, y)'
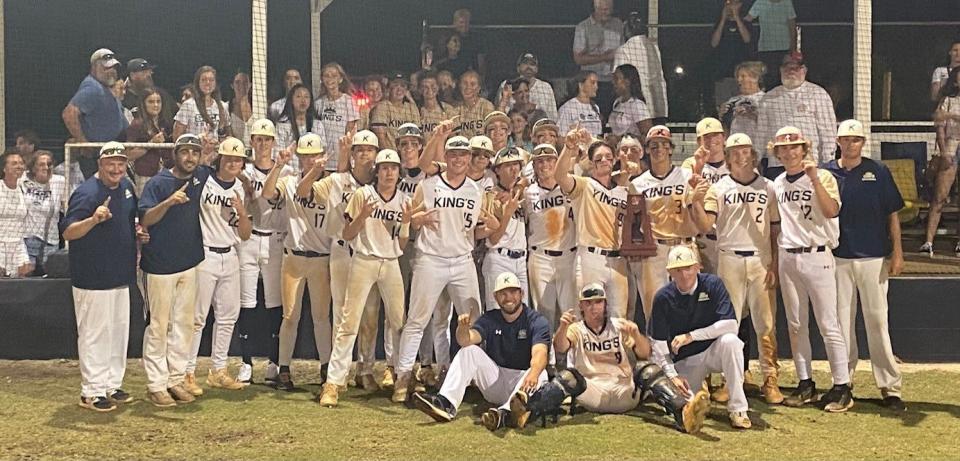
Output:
(576, 248), (629, 318)
(73, 285), (129, 399)
(331, 243), (380, 374)
(778, 248), (850, 385)
(577, 378), (641, 414)
(438, 345), (548, 412)
(698, 235), (719, 274)
(528, 249), (578, 331)
(836, 257), (902, 396)
(239, 231), (284, 309)
(278, 251), (332, 366)
(141, 267), (198, 393)
(630, 241), (699, 327)
(329, 254), (405, 386)
(674, 333), (748, 413)
(397, 252), (482, 375)
(399, 245), (442, 367)
(717, 251), (779, 379)
(482, 249), (528, 311)
(187, 248), (241, 373)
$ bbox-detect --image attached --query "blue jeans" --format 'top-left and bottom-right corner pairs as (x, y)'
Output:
(23, 236), (57, 266)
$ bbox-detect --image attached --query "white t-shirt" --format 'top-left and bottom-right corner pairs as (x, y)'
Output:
(608, 97), (651, 136)
(315, 93), (360, 162)
(174, 97), (228, 137)
(0, 181), (29, 275)
(19, 175), (66, 245)
(558, 98), (603, 137)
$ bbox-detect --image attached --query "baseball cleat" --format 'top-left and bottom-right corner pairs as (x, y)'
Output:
(711, 381), (730, 403)
(183, 373), (204, 396)
(919, 242), (933, 257)
(392, 373), (411, 403)
(761, 376), (785, 404)
(823, 384), (854, 413)
(359, 374), (379, 392)
(108, 389), (133, 404)
(207, 368), (247, 390)
(264, 362), (280, 383)
(681, 389), (711, 434)
(381, 367), (396, 389)
(729, 411), (752, 429)
(881, 396), (906, 412)
(411, 392), (455, 423)
(237, 363), (253, 384)
(79, 396), (116, 413)
(277, 371), (295, 392)
(783, 379), (817, 407)
(508, 391), (531, 429)
(318, 382), (339, 407)
(148, 391), (177, 408)
(482, 408), (510, 431)
(167, 385), (195, 403)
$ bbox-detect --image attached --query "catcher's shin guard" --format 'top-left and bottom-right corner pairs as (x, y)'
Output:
(520, 368), (588, 428)
(634, 361), (709, 433)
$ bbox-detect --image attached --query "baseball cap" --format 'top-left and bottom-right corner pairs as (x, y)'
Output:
(90, 48), (120, 68)
(771, 126), (807, 147)
(725, 133), (753, 149)
(445, 136), (472, 152)
(781, 51), (805, 67)
(531, 118), (559, 138)
(483, 111), (511, 132)
(837, 119), (865, 138)
(494, 272), (522, 292)
(517, 52), (539, 66)
(695, 117), (724, 138)
(218, 137), (246, 157)
(397, 123), (423, 140)
(249, 118), (277, 138)
(297, 133), (325, 155)
(99, 141), (127, 159)
(174, 134), (202, 152)
(375, 149), (401, 165)
(494, 147), (524, 167)
(579, 283), (607, 301)
(352, 130), (379, 148)
(646, 125), (672, 142)
(532, 143), (558, 158)
(469, 135), (494, 155)
(126, 58), (155, 74)
(666, 246), (699, 270)
(618, 135), (641, 149)
(388, 72), (408, 86)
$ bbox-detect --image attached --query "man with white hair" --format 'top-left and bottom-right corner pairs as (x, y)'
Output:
(573, 0), (624, 115)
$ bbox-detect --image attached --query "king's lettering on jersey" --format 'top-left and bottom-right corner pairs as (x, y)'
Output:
(641, 184), (686, 198)
(724, 191), (768, 205)
(371, 207), (402, 222)
(434, 196), (477, 209)
(204, 193), (234, 207)
(778, 190), (813, 203)
(592, 189), (627, 209)
(583, 336), (622, 352)
(533, 195), (566, 211)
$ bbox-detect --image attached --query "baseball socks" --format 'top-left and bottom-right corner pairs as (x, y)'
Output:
(237, 308), (255, 383)
(266, 307), (282, 382)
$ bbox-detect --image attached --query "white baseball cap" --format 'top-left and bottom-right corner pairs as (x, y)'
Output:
(375, 149), (401, 165)
(397, 123), (423, 140)
(494, 272), (522, 292)
(469, 135), (494, 155)
(696, 117), (724, 138)
(618, 135), (642, 148)
(666, 246), (699, 270)
(483, 111), (511, 132)
(174, 134), (202, 152)
(99, 141), (127, 159)
(579, 283), (607, 301)
(494, 147), (524, 167)
(352, 130), (379, 148)
(445, 136), (472, 152)
(249, 118), (277, 138)
(90, 48), (120, 67)
(837, 119), (865, 138)
(646, 125), (673, 142)
(297, 133), (325, 155)
(218, 137), (247, 157)
(771, 126), (807, 147)
(725, 133), (753, 149)
(532, 143), (558, 158)
(531, 118), (559, 138)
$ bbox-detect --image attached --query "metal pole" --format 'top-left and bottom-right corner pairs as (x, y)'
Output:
(853, 0), (872, 157)
(310, 0), (334, 95)
(0, 0), (6, 151)
(648, 0), (659, 42)
(251, 0), (268, 119)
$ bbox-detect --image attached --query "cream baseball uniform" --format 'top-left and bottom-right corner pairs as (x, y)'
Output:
(524, 181), (577, 332)
(239, 163), (294, 310)
(566, 318), (641, 413)
(630, 166), (700, 326)
(456, 99), (496, 138)
(566, 176), (630, 318)
(482, 182), (529, 311)
(371, 101), (421, 150)
(774, 169), (849, 385)
(681, 157), (730, 273)
(327, 185), (409, 386)
(704, 174), (780, 379)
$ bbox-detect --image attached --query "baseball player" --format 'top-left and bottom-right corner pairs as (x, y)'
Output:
(689, 133), (785, 404)
(185, 136), (252, 392)
(62, 142), (139, 412)
(630, 125), (703, 328)
(467, 135), (497, 191)
(556, 128), (631, 319)
(370, 73), (421, 151)
(680, 117), (730, 274)
(454, 70), (495, 138)
(649, 246), (751, 429)
(138, 134), (208, 407)
(825, 119), (905, 411)
(769, 126), (853, 412)
(236, 119), (294, 384)
(483, 147), (528, 311)
(417, 73), (457, 144)
(524, 118), (562, 180)
(260, 133), (334, 391)
(392, 131), (500, 403)
(484, 111), (512, 152)
(410, 272), (549, 432)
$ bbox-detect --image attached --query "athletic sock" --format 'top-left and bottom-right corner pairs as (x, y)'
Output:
(269, 307), (282, 365)
(238, 308), (254, 365)
(738, 318), (752, 371)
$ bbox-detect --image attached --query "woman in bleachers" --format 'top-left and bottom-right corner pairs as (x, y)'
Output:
(922, 66), (960, 257)
(20, 151), (66, 269)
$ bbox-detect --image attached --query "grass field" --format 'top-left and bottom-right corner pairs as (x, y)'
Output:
(1, 359), (958, 461)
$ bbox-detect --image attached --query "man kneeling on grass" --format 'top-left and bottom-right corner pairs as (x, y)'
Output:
(412, 272), (550, 431)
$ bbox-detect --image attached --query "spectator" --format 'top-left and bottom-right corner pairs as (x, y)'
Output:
(20, 151), (66, 270)
(62, 48), (129, 179)
(125, 88), (174, 195)
(745, 0), (797, 88)
(0, 152), (31, 278)
(573, 0), (624, 117)
(613, 11), (668, 120)
(276, 83), (326, 171)
(507, 109), (533, 151)
(357, 76), (384, 130)
(451, 8), (486, 78)
(228, 71), (253, 143)
(123, 58), (176, 121)
(495, 53), (559, 121)
(371, 73), (422, 151)
(719, 61), (766, 145)
(707, 1), (752, 109)
(173, 65), (231, 142)
(179, 84), (193, 105)
(14, 129), (40, 165)
(930, 40), (960, 102)
(498, 79), (542, 122)
(437, 70), (458, 106)
(418, 72), (457, 143)
(756, 52), (836, 179)
(435, 32), (471, 78)
(269, 68), (303, 121)
(558, 71), (602, 137)
(608, 64), (653, 139)
(922, 66), (960, 257)
(111, 79), (134, 124)
(455, 70), (495, 138)
(315, 62), (360, 162)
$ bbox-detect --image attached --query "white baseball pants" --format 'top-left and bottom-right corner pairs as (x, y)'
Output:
(674, 333), (748, 413)
(717, 251), (779, 378)
(482, 250), (528, 311)
(576, 248), (629, 318)
(73, 285), (129, 399)
(238, 231), (284, 308)
(278, 251), (332, 366)
(577, 378), (641, 414)
(438, 345), (548, 411)
(142, 267), (197, 392)
(188, 248), (241, 372)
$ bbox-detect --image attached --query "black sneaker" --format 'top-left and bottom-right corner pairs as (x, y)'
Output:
(79, 396), (116, 412)
(109, 389), (133, 404)
(823, 384), (854, 413)
(481, 408), (510, 431)
(411, 392), (455, 423)
(783, 379), (817, 407)
(881, 395), (906, 412)
(277, 371), (295, 391)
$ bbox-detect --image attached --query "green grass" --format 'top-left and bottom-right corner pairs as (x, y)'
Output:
(1, 359), (958, 460)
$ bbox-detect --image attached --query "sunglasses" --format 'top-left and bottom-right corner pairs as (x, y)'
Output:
(447, 140), (470, 148)
(581, 288), (605, 299)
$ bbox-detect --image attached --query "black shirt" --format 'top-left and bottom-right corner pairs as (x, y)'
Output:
(650, 273), (735, 362)
(471, 304), (551, 371)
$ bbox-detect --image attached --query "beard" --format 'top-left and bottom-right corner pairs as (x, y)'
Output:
(781, 77), (803, 90)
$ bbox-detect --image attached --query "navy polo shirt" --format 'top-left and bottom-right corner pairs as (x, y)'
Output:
(650, 273), (735, 363)
(471, 304), (551, 371)
(61, 175), (138, 290)
(825, 158), (904, 258)
(138, 168), (210, 274)
(69, 75), (128, 142)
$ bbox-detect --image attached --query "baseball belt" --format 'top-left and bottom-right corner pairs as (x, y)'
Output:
(284, 248), (328, 258)
(495, 248), (526, 259)
(252, 229), (273, 237)
(207, 246), (232, 254)
(530, 246), (577, 257)
(784, 245), (826, 254)
(586, 246), (620, 257)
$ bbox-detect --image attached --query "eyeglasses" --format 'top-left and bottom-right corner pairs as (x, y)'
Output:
(101, 148), (125, 156)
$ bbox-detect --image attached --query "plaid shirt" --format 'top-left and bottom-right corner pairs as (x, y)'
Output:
(756, 81), (837, 166)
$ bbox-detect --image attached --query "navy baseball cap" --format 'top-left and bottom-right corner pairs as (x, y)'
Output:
(127, 58), (156, 73)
